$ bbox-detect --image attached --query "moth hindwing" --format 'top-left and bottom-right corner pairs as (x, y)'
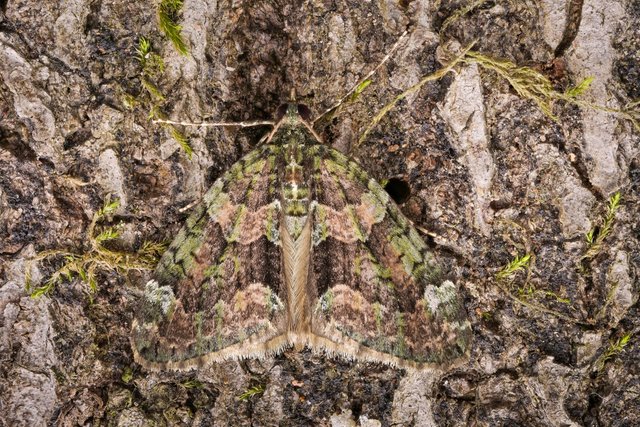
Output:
(131, 105), (472, 370)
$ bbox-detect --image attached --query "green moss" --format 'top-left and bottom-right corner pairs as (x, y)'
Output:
(169, 126), (192, 158)
(439, 0), (491, 34)
(121, 93), (137, 110)
(121, 367), (134, 384)
(136, 37), (165, 76)
(237, 384), (265, 401)
(595, 333), (632, 375)
(465, 53), (638, 129)
(466, 51), (557, 119)
(583, 192), (622, 260)
(181, 379), (204, 389)
(358, 43), (472, 146)
(141, 77), (165, 102)
(496, 253), (531, 282)
(565, 76), (594, 98)
(157, 0), (188, 55)
(26, 197), (163, 298)
(351, 79), (371, 100)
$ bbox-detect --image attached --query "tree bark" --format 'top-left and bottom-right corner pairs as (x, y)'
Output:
(1, 0), (638, 425)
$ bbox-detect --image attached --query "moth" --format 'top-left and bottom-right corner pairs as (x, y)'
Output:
(131, 41), (471, 371)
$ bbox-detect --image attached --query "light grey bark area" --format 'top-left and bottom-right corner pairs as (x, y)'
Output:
(1, 0), (638, 426)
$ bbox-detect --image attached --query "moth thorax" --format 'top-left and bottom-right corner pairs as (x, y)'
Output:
(284, 163), (303, 182)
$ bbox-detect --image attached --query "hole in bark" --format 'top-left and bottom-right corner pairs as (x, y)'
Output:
(384, 178), (411, 204)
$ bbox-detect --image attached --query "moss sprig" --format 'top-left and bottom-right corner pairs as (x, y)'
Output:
(583, 192), (622, 260)
(465, 51), (559, 119)
(496, 253), (531, 282)
(131, 37), (192, 157)
(237, 384), (265, 401)
(594, 333), (631, 375)
(26, 198), (165, 298)
(158, 0), (188, 55)
(439, 0), (491, 35)
(357, 41), (474, 146)
(465, 52), (639, 130)
(136, 37), (165, 76)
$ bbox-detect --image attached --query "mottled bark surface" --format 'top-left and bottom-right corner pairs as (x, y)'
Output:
(1, 0), (638, 426)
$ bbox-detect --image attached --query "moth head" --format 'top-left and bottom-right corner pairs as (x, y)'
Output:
(274, 103), (313, 124)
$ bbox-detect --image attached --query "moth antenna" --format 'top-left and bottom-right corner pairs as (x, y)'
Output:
(153, 118), (275, 128)
(312, 29), (409, 125)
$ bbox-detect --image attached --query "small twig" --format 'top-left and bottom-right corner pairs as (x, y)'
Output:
(313, 30), (409, 125)
(440, 0), (490, 34)
(495, 282), (589, 325)
(357, 41), (475, 146)
(178, 199), (199, 213)
(153, 118), (275, 128)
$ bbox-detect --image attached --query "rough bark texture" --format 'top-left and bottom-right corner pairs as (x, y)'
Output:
(1, 0), (639, 426)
